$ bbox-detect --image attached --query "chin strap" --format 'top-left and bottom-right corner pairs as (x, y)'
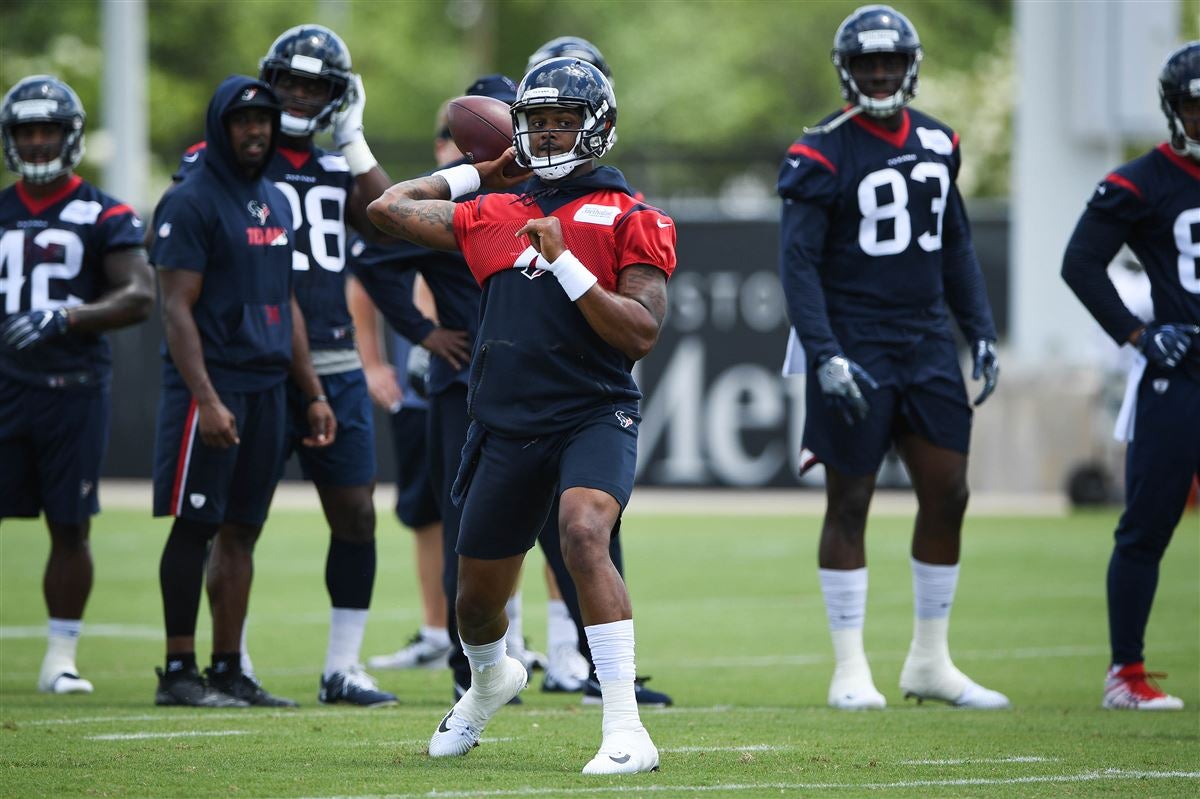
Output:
(803, 104), (864, 136)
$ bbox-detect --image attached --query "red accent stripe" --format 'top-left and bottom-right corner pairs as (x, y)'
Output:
(184, 141), (207, 154)
(15, 174), (83, 216)
(277, 146), (311, 169)
(1156, 142), (1200, 180)
(170, 398), (199, 516)
(1104, 172), (1143, 199)
(952, 131), (961, 150)
(851, 108), (911, 149)
(787, 143), (837, 174)
(98, 203), (135, 223)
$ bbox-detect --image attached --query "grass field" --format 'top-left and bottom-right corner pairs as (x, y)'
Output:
(1, 499), (1197, 798)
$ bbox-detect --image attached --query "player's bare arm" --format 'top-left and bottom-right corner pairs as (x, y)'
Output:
(345, 164), (393, 242)
(288, 293), (336, 448)
(366, 176), (459, 251)
(62, 247), (155, 333)
(367, 149), (527, 251)
(158, 268), (238, 448)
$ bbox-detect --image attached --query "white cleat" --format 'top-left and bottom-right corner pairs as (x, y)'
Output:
(900, 658), (1010, 709)
(38, 670), (94, 695)
(368, 631), (451, 670)
(582, 727), (660, 775)
(543, 645), (590, 693)
(828, 676), (886, 710)
(428, 655), (527, 758)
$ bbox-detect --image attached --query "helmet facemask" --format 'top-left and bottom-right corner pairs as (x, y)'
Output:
(262, 64), (346, 137)
(1162, 85), (1200, 160)
(1, 97), (84, 184)
(513, 96), (614, 181)
(835, 49), (922, 118)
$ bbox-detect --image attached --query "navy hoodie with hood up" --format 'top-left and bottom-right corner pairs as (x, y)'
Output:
(150, 75), (295, 392)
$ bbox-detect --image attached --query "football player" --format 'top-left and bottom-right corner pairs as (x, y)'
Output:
(1061, 41), (1200, 711)
(368, 57), (672, 774)
(777, 5), (1009, 710)
(160, 24), (396, 707)
(0, 75), (154, 695)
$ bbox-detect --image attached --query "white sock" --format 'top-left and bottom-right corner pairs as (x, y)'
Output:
(547, 599), (578, 651)
(462, 634), (506, 677)
(421, 625), (451, 648)
(504, 593), (523, 653)
(324, 608), (369, 678)
(585, 619), (641, 737)
(819, 567), (868, 632)
(45, 618), (82, 671)
(910, 559), (958, 661)
(239, 621), (255, 677)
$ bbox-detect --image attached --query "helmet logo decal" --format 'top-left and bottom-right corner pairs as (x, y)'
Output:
(240, 87), (259, 102)
(857, 29), (900, 50)
(523, 87), (560, 101)
(289, 54), (324, 75)
(12, 99), (58, 118)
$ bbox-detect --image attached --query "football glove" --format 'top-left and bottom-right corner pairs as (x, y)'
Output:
(332, 73), (366, 149)
(406, 344), (431, 399)
(816, 354), (879, 426)
(971, 338), (999, 406)
(1, 307), (69, 351)
(1136, 322), (1200, 370)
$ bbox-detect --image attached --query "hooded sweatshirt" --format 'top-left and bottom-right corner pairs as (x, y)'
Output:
(150, 75), (295, 392)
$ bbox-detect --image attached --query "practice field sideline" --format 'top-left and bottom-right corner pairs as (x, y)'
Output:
(1, 506), (1195, 798)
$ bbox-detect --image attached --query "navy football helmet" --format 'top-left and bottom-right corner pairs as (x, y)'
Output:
(1160, 41), (1200, 159)
(0, 75), (85, 184)
(525, 36), (612, 80)
(832, 5), (922, 118)
(259, 24), (352, 137)
(512, 58), (617, 181)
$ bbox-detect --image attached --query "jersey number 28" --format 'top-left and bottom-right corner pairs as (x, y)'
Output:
(273, 182), (346, 273)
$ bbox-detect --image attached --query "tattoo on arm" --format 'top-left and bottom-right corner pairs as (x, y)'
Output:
(618, 264), (668, 328)
(368, 176), (457, 249)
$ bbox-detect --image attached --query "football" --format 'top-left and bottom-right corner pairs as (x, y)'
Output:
(446, 94), (515, 167)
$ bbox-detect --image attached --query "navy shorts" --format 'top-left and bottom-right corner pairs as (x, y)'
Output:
(0, 379), (109, 524)
(456, 404), (640, 560)
(285, 369), (376, 487)
(803, 331), (971, 476)
(153, 382), (287, 525)
(390, 405), (439, 528)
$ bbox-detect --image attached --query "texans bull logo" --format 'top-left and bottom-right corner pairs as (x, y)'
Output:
(247, 200), (271, 225)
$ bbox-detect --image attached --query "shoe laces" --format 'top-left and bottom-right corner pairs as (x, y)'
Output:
(342, 665), (381, 691)
(1120, 670), (1172, 700)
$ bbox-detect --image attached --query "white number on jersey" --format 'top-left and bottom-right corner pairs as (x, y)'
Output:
(0, 228), (84, 313)
(273, 181), (347, 273)
(1172, 207), (1200, 294)
(856, 163), (950, 257)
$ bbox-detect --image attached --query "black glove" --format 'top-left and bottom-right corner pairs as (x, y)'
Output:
(406, 344), (431, 399)
(1136, 323), (1200, 369)
(971, 338), (999, 406)
(1, 308), (69, 351)
(816, 354), (879, 426)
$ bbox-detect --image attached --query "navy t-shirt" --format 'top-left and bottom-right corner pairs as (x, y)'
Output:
(777, 107), (996, 366)
(0, 176), (144, 388)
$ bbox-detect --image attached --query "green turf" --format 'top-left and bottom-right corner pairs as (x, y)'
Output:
(1, 502), (1197, 798)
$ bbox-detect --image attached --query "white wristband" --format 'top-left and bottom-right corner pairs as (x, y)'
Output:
(547, 250), (597, 302)
(340, 137), (377, 177)
(433, 164), (481, 200)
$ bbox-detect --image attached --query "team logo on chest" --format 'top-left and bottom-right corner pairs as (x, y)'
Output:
(512, 245), (549, 280)
(247, 200), (271, 225)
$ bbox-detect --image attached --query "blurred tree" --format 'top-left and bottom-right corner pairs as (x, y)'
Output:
(3, 0), (1192, 207)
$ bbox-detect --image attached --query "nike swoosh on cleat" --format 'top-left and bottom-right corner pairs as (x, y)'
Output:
(608, 754), (632, 764)
(438, 711), (454, 733)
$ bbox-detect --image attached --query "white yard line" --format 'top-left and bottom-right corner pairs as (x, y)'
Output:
(660, 744), (789, 753)
(85, 730), (250, 741)
(901, 756), (1054, 765)
(296, 769), (1200, 799)
(0, 624), (160, 640)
